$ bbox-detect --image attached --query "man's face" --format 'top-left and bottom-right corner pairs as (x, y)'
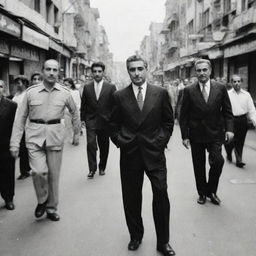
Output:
(232, 75), (242, 91)
(32, 75), (42, 85)
(0, 81), (4, 97)
(92, 66), (104, 83)
(195, 62), (211, 83)
(43, 60), (59, 85)
(127, 60), (147, 86)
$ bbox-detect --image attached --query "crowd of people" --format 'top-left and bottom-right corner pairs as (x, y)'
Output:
(0, 56), (256, 256)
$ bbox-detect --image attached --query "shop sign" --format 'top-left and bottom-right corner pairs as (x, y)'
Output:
(0, 39), (9, 54)
(224, 40), (256, 58)
(22, 25), (49, 50)
(0, 13), (21, 37)
(11, 44), (39, 61)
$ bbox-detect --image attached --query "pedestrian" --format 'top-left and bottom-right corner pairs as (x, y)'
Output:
(110, 55), (175, 256)
(12, 75), (31, 180)
(224, 74), (256, 168)
(80, 61), (116, 178)
(63, 77), (81, 143)
(10, 59), (80, 221)
(179, 59), (234, 205)
(0, 80), (17, 210)
(31, 71), (43, 85)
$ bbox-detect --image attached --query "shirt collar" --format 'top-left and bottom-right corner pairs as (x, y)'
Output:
(38, 82), (61, 92)
(231, 88), (246, 94)
(199, 79), (210, 88)
(94, 79), (104, 87)
(132, 81), (147, 91)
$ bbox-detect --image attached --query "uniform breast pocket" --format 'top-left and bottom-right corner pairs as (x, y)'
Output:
(30, 100), (43, 111)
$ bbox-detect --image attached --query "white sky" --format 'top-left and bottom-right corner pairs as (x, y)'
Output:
(90, 0), (166, 61)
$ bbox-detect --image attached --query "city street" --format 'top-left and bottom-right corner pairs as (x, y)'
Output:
(0, 126), (256, 256)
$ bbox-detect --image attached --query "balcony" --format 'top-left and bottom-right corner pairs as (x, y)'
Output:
(232, 7), (256, 31)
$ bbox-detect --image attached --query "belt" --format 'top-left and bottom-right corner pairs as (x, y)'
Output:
(30, 119), (61, 124)
(234, 114), (247, 118)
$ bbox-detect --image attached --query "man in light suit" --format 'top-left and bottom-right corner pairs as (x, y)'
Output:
(10, 59), (80, 221)
(0, 80), (17, 210)
(80, 62), (116, 178)
(110, 55), (175, 256)
(179, 59), (234, 205)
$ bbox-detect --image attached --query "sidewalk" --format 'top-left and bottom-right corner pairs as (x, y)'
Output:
(245, 128), (256, 150)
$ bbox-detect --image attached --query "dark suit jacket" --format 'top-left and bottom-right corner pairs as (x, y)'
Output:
(80, 81), (116, 130)
(110, 83), (174, 171)
(179, 80), (233, 143)
(0, 97), (17, 158)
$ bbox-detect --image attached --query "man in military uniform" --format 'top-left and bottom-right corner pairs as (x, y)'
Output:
(10, 59), (80, 221)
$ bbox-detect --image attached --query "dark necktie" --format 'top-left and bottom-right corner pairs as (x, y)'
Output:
(201, 83), (208, 102)
(137, 86), (143, 110)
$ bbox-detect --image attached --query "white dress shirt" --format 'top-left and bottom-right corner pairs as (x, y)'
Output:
(132, 82), (147, 101)
(94, 79), (104, 100)
(228, 88), (256, 126)
(199, 79), (210, 96)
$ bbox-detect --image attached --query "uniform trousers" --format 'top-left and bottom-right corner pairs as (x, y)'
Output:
(86, 128), (109, 172)
(191, 141), (224, 196)
(224, 115), (248, 163)
(28, 144), (63, 213)
(0, 157), (15, 202)
(120, 152), (170, 245)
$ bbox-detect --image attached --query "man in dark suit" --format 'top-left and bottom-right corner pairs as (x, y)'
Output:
(110, 55), (175, 256)
(0, 80), (17, 210)
(179, 59), (234, 205)
(81, 62), (116, 178)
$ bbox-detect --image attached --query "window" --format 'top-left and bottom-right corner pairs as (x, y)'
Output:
(248, 0), (255, 8)
(46, 0), (52, 24)
(34, 0), (40, 13)
(224, 0), (231, 13)
(54, 6), (59, 33)
(188, 20), (194, 34)
(202, 9), (210, 27)
(241, 0), (246, 11)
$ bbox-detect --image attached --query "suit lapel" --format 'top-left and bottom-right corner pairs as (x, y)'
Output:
(0, 97), (7, 117)
(88, 82), (97, 101)
(191, 83), (208, 107)
(207, 80), (218, 106)
(122, 85), (142, 123)
(98, 82), (107, 100)
(140, 84), (158, 124)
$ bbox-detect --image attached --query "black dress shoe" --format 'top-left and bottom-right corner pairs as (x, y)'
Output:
(5, 201), (15, 210)
(99, 169), (105, 176)
(207, 193), (221, 205)
(128, 239), (141, 251)
(157, 243), (176, 256)
(87, 171), (95, 179)
(47, 212), (60, 221)
(35, 201), (47, 218)
(236, 162), (246, 168)
(197, 195), (206, 204)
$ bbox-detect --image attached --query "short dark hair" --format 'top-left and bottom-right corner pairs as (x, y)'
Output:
(31, 72), (43, 82)
(126, 55), (148, 70)
(63, 77), (76, 90)
(91, 62), (105, 72)
(14, 75), (30, 88)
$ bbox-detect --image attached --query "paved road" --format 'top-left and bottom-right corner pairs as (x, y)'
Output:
(0, 125), (256, 256)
